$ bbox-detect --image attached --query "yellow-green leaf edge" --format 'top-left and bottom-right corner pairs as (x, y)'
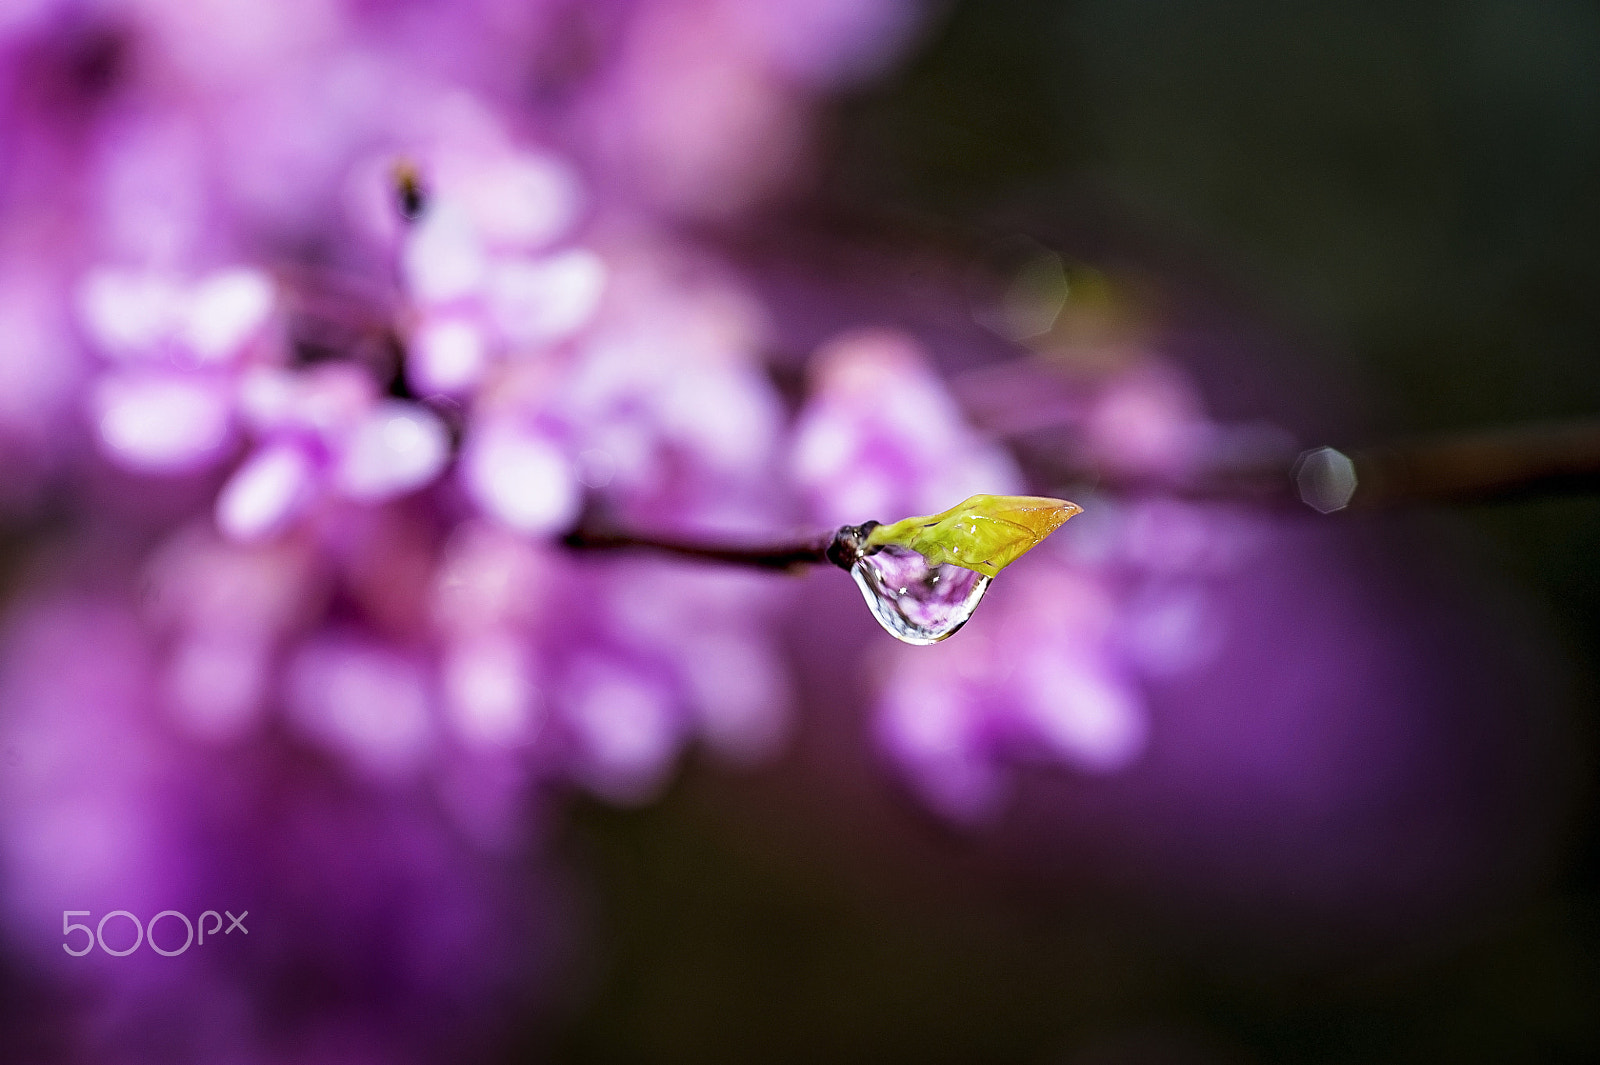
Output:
(864, 494), (1083, 578)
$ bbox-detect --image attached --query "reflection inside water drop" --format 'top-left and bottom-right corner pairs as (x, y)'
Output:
(850, 545), (991, 645)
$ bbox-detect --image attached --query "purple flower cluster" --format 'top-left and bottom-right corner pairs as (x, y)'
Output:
(0, 0), (900, 796)
(0, 0), (921, 1056)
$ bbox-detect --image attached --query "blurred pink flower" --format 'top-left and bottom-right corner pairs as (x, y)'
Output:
(791, 328), (1023, 528)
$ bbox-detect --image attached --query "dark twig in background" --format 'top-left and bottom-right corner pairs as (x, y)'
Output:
(561, 527), (835, 571)
(1339, 420), (1600, 507)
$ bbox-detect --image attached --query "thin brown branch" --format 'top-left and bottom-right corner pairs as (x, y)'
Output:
(561, 526), (836, 571)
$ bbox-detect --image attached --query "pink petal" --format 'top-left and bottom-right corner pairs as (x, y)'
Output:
(182, 268), (274, 363)
(334, 401), (450, 502)
(461, 422), (578, 535)
(164, 633), (269, 742)
(76, 269), (185, 359)
(286, 634), (434, 778)
(237, 363), (375, 441)
(563, 661), (680, 804)
(92, 371), (234, 472)
(403, 202), (488, 304)
(486, 248), (606, 345)
(215, 441), (318, 541)
(442, 634), (542, 749)
(678, 632), (789, 764)
(456, 153), (582, 249)
(1021, 656), (1148, 772)
(876, 673), (1003, 823)
(409, 316), (489, 395)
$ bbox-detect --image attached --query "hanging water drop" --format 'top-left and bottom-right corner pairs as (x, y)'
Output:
(848, 543), (991, 644)
(826, 496), (1081, 645)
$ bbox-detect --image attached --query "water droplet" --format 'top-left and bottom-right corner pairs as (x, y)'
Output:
(850, 545), (991, 645)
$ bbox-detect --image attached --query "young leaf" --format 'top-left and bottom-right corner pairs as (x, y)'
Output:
(864, 494), (1082, 578)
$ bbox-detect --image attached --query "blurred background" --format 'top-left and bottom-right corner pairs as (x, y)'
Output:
(559, 2), (1600, 1061)
(2, 1), (1598, 1062)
